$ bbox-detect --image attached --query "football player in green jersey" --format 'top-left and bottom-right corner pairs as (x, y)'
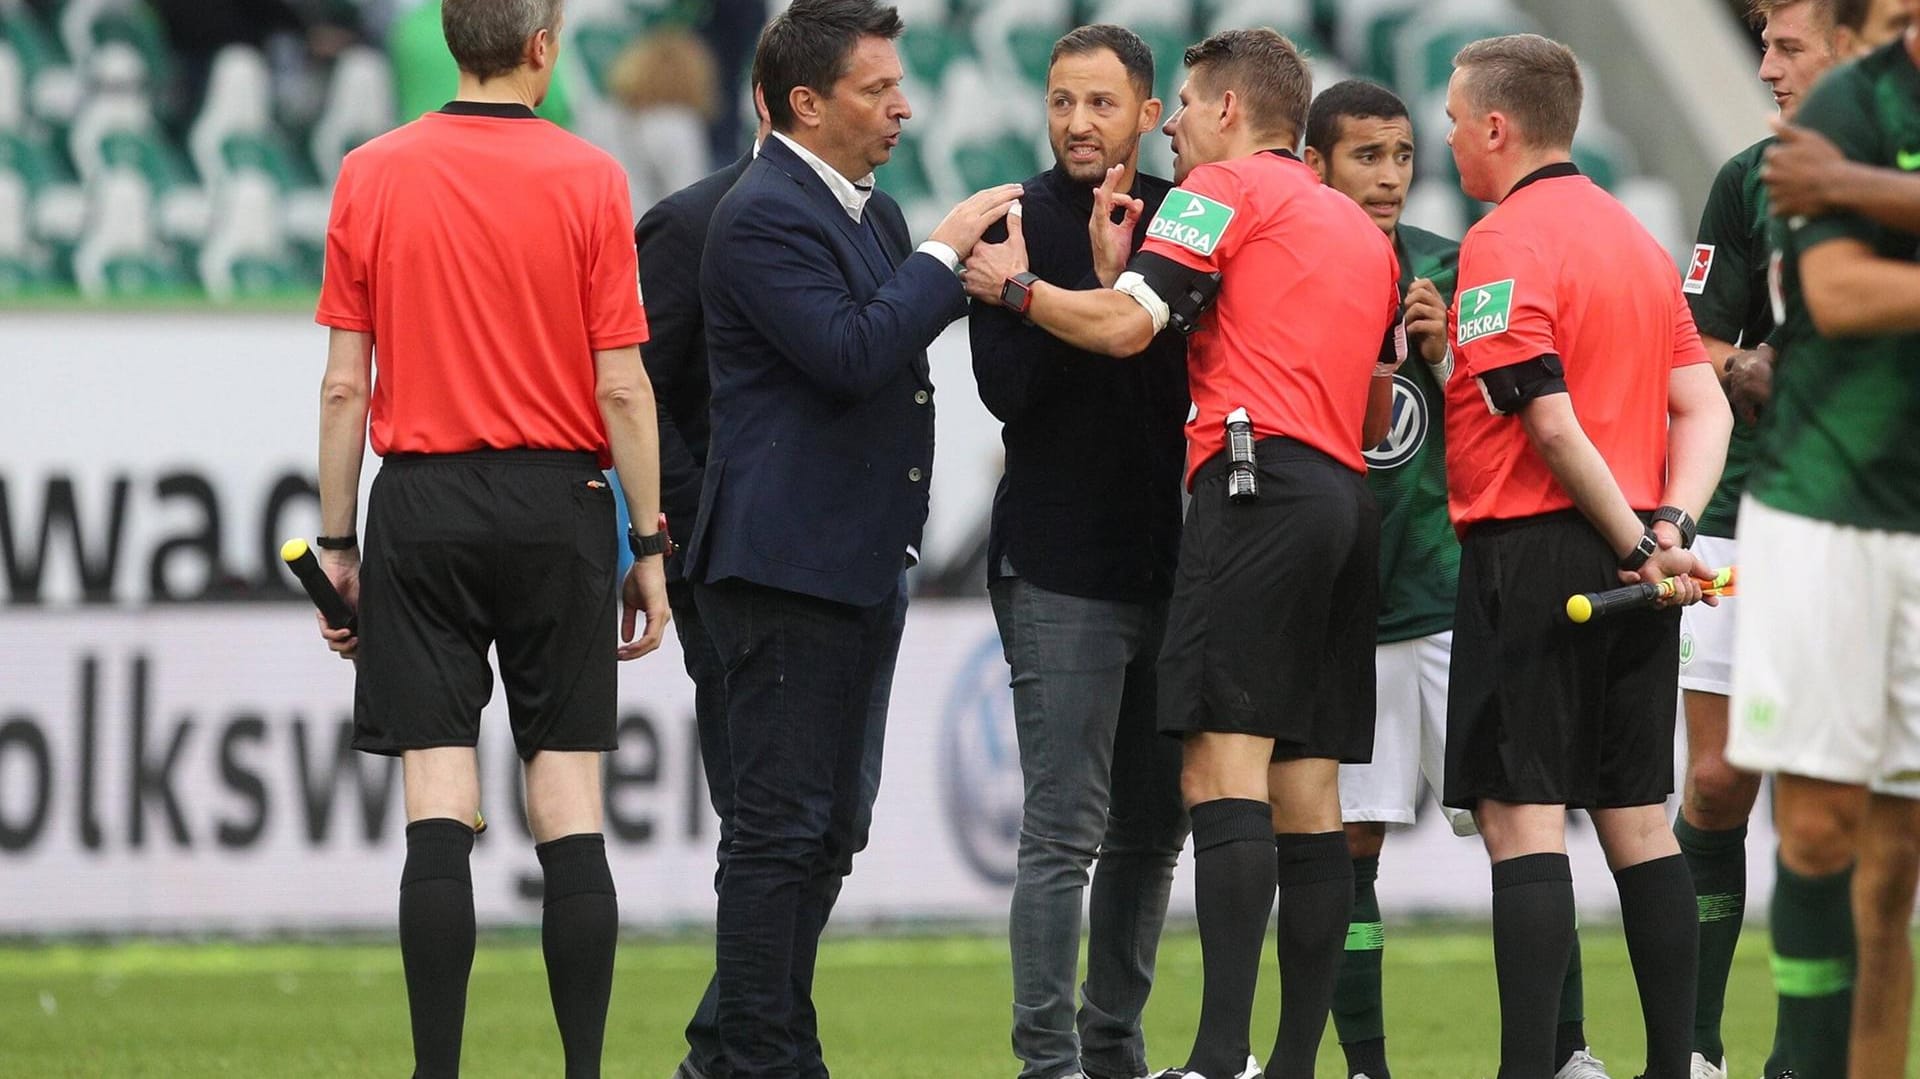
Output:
(1678, 5), (1907, 1077)
(1728, 6), (1920, 1078)
(1302, 79), (1607, 1079)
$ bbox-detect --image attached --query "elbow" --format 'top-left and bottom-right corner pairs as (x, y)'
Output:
(320, 375), (369, 412)
(1100, 316), (1156, 358)
(596, 374), (656, 416)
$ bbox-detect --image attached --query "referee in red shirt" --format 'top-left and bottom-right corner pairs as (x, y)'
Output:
(1439, 35), (1731, 1079)
(967, 30), (1399, 1079)
(309, 2), (670, 1075)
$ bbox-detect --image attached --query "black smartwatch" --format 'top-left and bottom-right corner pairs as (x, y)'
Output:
(314, 533), (358, 551)
(1618, 529), (1658, 572)
(999, 271), (1040, 315)
(1651, 505), (1697, 549)
(627, 525), (668, 559)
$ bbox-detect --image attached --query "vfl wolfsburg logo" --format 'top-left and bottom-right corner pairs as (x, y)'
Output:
(1679, 632), (1696, 666)
(1456, 279), (1514, 346)
(1147, 190), (1235, 257)
(1363, 374), (1427, 470)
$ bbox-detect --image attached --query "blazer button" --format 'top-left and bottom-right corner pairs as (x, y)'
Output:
(908, 467), (924, 482)
(913, 390), (929, 405)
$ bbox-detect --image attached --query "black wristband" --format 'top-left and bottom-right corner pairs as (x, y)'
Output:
(627, 525), (667, 559)
(1618, 529), (1657, 572)
(314, 533), (358, 551)
(1651, 505), (1697, 549)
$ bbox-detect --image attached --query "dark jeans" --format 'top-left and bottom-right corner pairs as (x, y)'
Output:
(990, 579), (1189, 1079)
(690, 575), (906, 1079)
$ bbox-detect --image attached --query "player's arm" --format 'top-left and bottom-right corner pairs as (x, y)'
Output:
(1765, 120), (1920, 233)
(964, 206), (1162, 356)
(317, 328), (371, 547)
(1799, 238), (1920, 336)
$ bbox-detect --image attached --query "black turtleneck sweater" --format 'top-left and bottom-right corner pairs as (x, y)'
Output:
(968, 164), (1190, 604)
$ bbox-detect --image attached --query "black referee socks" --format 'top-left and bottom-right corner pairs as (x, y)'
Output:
(1615, 853), (1698, 1079)
(399, 817), (477, 1079)
(1266, 832), (1354, 1079)
(1187, 798), (1278, 1079)
(538, 832), (619, 1079)
(1490, 852), (1574, 1079)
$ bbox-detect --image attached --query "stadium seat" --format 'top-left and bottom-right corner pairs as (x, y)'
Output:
(59, 0), (171, 107)
(900, 21), (970, 96)
(1400, 181), (1466, 241)
(1, 1), (81, 124)
(199, 172), (295, 301)
(1334, 0), (1419, 83)
(1393, 8), (1537, 98)
(878, 130), (937, 204)
(187, 45), (272, 184)
(67, 89), (159, 178)
(72, 164), (167, 297)
(308, 46), (393, 182)
(972, 0), (1071, 90)
(1203, 0), (1320, 52)
(0, 41), (23, 129)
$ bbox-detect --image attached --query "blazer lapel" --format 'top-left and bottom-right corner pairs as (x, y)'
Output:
(761, 138), (894, 288)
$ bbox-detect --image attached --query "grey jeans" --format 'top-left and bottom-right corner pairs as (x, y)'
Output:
(990, 578), (1190, 1079)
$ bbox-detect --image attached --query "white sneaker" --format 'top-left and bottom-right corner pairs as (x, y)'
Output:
(1555, 1048), (1613, 1079)
(1147, 1056), (1263, 1079)
(1689, 1053), (1728, 1079)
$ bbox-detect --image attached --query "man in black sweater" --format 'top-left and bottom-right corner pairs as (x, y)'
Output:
(969, 25), (1190, 1079)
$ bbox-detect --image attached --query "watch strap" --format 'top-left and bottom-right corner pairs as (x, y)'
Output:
(314, 533), (358, 551)
(627, 525), (668, 558)
(1651, 505), (1697, 549)
(1618, 529), (1657, 572)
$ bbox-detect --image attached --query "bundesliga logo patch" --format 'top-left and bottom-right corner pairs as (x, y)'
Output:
(1683, 244), (1715, 295)
(1147, 190), (1234, 257)
(1456, 279), (1514, 346)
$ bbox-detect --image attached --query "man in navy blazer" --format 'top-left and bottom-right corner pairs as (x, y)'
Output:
(681, 1), (1020, 1075)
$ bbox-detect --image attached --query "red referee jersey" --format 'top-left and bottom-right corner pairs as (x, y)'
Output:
(1445, 166), (1709, 531)
(1137, 150), (1399, 481)
(316, 104), (648, 467)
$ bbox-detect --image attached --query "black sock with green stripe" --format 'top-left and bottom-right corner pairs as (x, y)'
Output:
(1555, 928), (1586, 1071)
(1675, 813), (1746, 1064)
(1771, 856), (1855, 1079)
(1334, 855), (1389, 1079)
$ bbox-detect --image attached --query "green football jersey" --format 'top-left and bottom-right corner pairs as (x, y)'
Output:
(1368, 222), (1460, 643)
(1686, 138), (1773, 538)
(1754, 41), (1920, 532)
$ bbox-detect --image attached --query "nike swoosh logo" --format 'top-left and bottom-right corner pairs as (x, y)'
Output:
(1899, 149), (1920, 171)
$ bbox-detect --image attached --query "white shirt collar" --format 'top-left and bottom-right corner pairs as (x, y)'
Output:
(771, 131), (874, 223)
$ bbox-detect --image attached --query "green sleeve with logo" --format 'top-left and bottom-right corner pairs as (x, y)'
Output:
(1688, 139), (1772, 538)
(1367, 223), (1461, 643)
(1753, 43), (1920, 532)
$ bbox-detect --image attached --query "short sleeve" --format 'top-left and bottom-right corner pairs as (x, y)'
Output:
(1685, 152), (1756, 343)
(1137, 162), (1248, 275)
(1451, 227), (1555, 375)
(1790, 68), (1883, 253)
(587, 166), (649, 350)
(315, 159), (372, 332)
(1670, 273), (1712, 369)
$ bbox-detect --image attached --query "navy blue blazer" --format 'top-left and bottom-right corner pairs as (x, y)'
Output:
(684, 135), (969, 607)
(634, 151), (752, 581)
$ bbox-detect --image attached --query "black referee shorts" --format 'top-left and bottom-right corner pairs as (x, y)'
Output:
(1158, 438), (1380, 763)
(1443, 510), (1679, 811)
(353, 450), (620, 760)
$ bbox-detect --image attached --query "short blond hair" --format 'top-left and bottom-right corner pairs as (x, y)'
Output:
(1452, 34), (1582, 150)
(1183, 28), (1313, 143)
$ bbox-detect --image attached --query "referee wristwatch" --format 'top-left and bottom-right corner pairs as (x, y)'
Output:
(1651, 505), (1697, 549)
(999, 271), (1040, 316)
(627, 525), (668, 559)
(1618, 529), (1658, 572)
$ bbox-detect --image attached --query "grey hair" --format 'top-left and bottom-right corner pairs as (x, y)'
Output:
(442, 0), (564, 81)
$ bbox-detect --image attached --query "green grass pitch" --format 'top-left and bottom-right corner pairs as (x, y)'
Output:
(1, 926), (1912, 1077)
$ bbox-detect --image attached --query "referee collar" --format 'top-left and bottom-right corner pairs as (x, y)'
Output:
(439, 100), (539, 119)
(1259, 148), (1302, 162)
(1505, 160), (1581, 199)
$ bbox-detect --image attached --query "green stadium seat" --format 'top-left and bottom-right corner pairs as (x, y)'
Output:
(98, 129), (192, 191)
(952, 130), (1039, 191)
(900, 22), (970, 90)
(224, 253), (302, 298)
(219, 130), (313, 190)
(571, 19), (640, 94)
(0, 128), (74, 192)
(1396, 17), (1523, 96)
(97, 251), (190, 297)
(878, 132), (936, 204)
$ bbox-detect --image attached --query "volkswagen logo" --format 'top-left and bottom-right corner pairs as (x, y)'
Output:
(1363, 374), (1428, 470)
(940, 634), (1024, 886)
